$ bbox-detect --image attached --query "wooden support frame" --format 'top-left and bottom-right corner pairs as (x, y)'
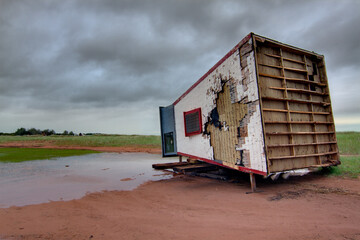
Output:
(259, 73), (327, 86)
(264, 120), (334, 124)
(268, 87), (329, 96)
(261, 96), (330, 106)
(249, 173), (256, 193)
(262, 108), (330, 115)
(268, 151), (338, 161)
(267, 141), (337, 148)
(255, 36), (339, 172)
(266, 131), (335, 135)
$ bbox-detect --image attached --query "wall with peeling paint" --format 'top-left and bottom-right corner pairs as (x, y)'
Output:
(173, 35), (267, 175)
(235, 41), (267, 173)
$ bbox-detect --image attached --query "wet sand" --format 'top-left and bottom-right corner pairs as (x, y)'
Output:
(0, 153), (173, 207)
(0, 174), (359, 240)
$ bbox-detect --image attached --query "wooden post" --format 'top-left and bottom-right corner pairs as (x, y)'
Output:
(250, 173), (256, 192)
(179, 155), (183, 163)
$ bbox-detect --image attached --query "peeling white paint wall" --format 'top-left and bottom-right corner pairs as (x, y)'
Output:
(236, 104), (267, 172)
(174, 51), (241, 160)
(236, 50), (267, 173)
(174, 37), (267, 174)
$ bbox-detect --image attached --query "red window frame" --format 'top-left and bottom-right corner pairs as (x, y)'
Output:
(183, 108), (202, 137)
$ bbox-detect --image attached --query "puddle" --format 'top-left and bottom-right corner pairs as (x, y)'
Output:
(0, 153), (175, 208)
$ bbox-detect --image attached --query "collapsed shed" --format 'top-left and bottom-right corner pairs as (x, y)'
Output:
(159, 33), (340, 189)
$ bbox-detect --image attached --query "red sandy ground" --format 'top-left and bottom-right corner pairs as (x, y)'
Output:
(0, 143), (359, 240)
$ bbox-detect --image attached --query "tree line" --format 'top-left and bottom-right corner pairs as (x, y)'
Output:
(1, 128), (75, 136)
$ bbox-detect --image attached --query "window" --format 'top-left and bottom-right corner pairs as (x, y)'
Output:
(183, 108), (202, 137)
(164, 132), (175, 153)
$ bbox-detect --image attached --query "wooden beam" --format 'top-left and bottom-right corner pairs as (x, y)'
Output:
(269, 151), (338, 160)
(266, 131), (335, 135)
(264, 120), (334, 124)
(263, 53), (307, 65)
(250, 173), (256, 193)
(259, 73), (327, 86)
(152, 162), (190, 170)
(258, 63), (282, 69)
(259, 72), (283, 80)
(261, 96), (330, 106)
(269, 87), (328, 96)
(284, 67), (308, 74)
(262, 108), (330, 115)
(283, 57), (306, 65)
(173, 163), (218, 173)
(267, 141), (337, 148)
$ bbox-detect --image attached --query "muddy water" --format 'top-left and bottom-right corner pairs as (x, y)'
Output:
(0, 153), (175, 208)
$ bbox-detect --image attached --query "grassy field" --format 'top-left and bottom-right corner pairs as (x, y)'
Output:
(0, 134), (161, 163)
(327, 156), (360, 178)
(327, 132), (360, 178)
(0, 134), (161, 148)
(329, 132), (360, 178)
(0, 148), (99, 163)
(336, 132), (360, 155)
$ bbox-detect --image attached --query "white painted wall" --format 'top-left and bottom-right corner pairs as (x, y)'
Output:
(174, 37), (267, 174)
(236, 51), (267, 173)
(174, 50), (241, 160)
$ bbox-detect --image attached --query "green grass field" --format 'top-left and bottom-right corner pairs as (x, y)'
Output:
(0, 134), (161, 148)
(0, 148), (99, 163)
(336, 132), (360, 155)
(327, 156), (360, 178)
(329, 132), (360, 178)
(0, 134), (161, 163)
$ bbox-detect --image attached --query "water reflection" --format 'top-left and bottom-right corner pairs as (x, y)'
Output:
(0, 153), (174, 208)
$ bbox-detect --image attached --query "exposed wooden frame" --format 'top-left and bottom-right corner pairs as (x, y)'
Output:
(268, 151), (338, 161)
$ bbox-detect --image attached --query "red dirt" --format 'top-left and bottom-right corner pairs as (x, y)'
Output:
(0, 143), (359, 239)
(0, 174), (359, 240)
(0, 141), (162, 154)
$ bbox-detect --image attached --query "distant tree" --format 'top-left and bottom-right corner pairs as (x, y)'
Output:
(14, 128), (28, 136)
(42, 129), (56, 136)
(69, 131), (74, 136)
(62, 130), (69, 135)
(28, 128), (41, 135)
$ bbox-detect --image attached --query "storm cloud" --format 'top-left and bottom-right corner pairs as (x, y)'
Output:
(0, 0), (359, 134)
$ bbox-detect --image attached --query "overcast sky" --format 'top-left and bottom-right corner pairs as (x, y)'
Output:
(0, 0), (359, 134)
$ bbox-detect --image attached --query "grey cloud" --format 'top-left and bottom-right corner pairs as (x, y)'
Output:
(299, 2), (360, 68)
(0, 0), (359, 133)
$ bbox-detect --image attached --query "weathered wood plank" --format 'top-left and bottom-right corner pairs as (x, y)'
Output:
(268, 151), (338, 160)
(262, 108), (330, 115)
(173, 163), (218, 173)
(268, 87), (328, 96)
(266, 131), (335, 135)
(267, 141), (337, 148)
(152, 162), (190, 170)
(264, 120), (333, 124)
(262, 96), (330, 106)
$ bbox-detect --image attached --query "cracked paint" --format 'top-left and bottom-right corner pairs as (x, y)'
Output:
(173, 35), (267, 173)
